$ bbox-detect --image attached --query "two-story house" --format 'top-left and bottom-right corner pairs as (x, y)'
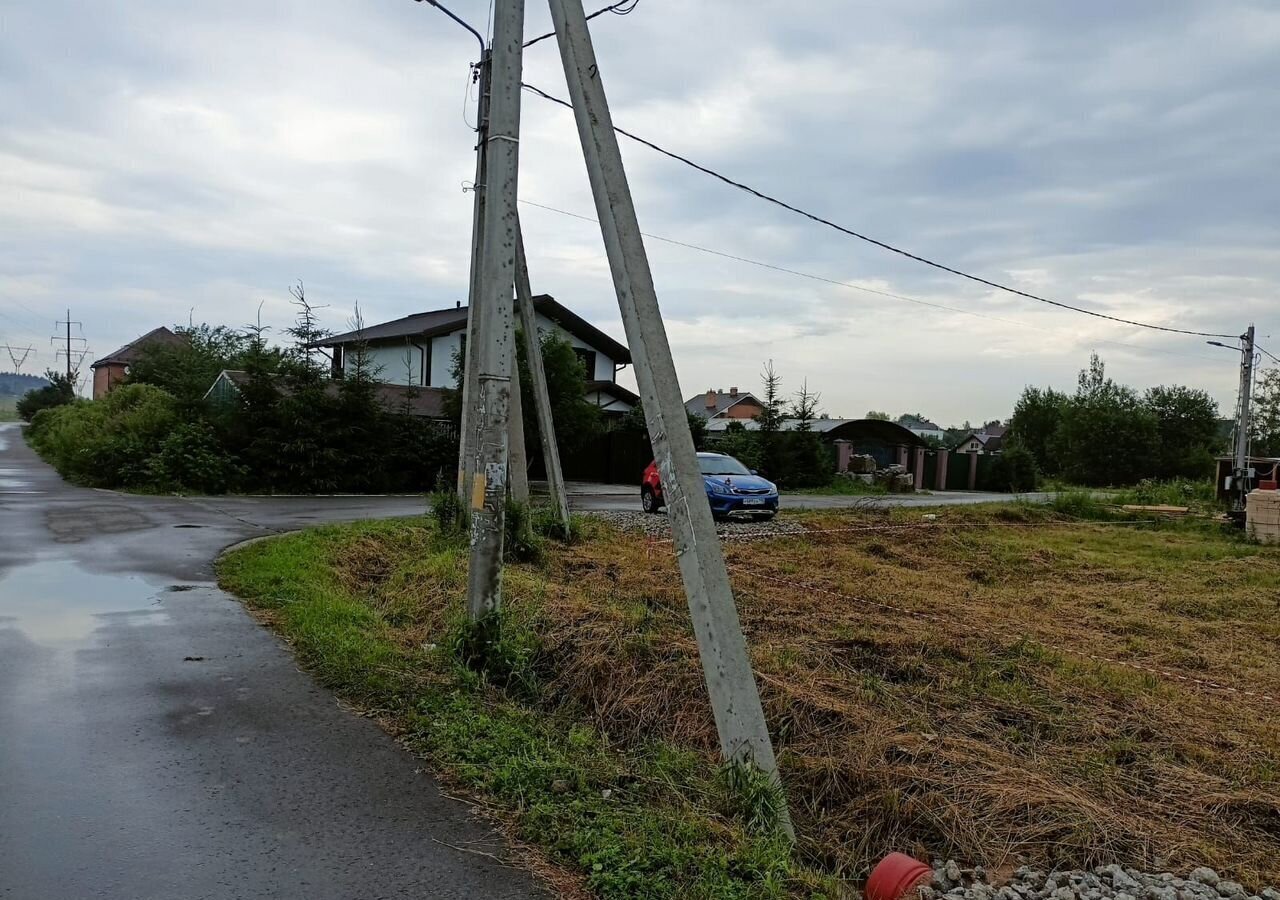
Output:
(316, 294), (637, 414)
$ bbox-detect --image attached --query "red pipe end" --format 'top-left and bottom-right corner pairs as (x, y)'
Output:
(865, 853), (933, 900)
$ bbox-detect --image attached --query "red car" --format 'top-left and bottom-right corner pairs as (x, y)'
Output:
(641, 452), (780, 521)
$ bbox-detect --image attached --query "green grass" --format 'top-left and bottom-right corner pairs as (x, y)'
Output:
(0, 396), (18, 422)
(789, 476), (889, 496)
(218, 520), (832, 900)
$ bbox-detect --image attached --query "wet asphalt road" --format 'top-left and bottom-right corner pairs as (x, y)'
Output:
(0, 423), (543, 900)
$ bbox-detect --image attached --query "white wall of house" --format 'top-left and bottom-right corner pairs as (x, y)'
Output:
(585, 389), (633, 413)
(348, 343), (426, 386)
(344, 311), (621, 388)
(429, 333), (462, 387)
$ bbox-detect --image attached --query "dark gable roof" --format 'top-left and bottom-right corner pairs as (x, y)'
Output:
(899, 415), (942, 431)
(92, 326), (187, 368)
(319, 295), (631, 365)
(684, 390), (763, 418)
(703, 417), (927, 447)
(586, 380), (640, 405)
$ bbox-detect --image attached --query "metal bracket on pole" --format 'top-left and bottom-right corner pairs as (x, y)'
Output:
(545, 0), (791, 837)
(464, 0), (526, 621)
(515, 218), (573, 537)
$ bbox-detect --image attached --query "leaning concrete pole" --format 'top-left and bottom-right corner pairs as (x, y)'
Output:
(508, 345), (531, 502)
(546, 0), (791, 835)
(464, 0), (525, 620)
(515, 219), (572, 537)
(457, 49), (493, 503)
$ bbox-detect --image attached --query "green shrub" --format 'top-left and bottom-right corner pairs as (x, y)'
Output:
(16, 371), (76, 422)
(988, 444), (1040, 493)
(1049, 489), (1118, 521)
(28, 384), (180, 488)
(429, 487), (464, 535)
(503, 498), (545, 564)
(146, 420), (243, 493)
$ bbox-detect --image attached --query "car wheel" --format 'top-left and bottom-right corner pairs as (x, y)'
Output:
(641, 487), (659, 513)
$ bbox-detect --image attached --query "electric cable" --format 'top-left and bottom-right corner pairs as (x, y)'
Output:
(520, 82), (1238, 340)
(523, 0), (639, 49)
(518, 198), (1224, 363)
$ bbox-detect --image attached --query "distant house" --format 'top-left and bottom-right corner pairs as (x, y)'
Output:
(685, 387), (764, 420)
(90, 326), (187, 399)
(315, 294), (636, 414)
(953, 422), (1007, 455)
(897, 414), (945, 442)
(204, 369), (449, 419)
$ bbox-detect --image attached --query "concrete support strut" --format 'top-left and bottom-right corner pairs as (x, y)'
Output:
(515, 219), (572, 536)
(508, 357), (531, 503)
(545, 0), (791, 836)
(463, 0), (525, 621)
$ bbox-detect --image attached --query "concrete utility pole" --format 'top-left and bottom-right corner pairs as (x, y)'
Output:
(545, 0), (791, 836)
(463, 0), (525, 621)
(1232, 324), (1257, 514)
(457, 49), (493, 504)
(515, 219), (572, 536)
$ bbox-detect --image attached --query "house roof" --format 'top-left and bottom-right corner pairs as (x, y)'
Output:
(898, 415), (942, 431)
(684, 390), (762, 419)
(586, 380), (640, 406)
(952, 431), (1004, 452)
(206, 370), (449, 418)
(318, 294), (631, 365)
(91, 326), (187, 369)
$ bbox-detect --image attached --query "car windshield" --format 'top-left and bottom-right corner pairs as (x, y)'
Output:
(698, 455), (751, 476)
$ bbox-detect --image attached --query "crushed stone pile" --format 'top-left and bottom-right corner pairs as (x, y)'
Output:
(921, 861), (1279, 900)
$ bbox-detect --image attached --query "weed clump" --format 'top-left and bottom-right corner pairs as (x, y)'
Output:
(446, 606), (545, 700)
(429, 487), (464, 534)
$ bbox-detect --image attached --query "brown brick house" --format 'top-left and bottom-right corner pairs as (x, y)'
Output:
(90, 327), (187, 399)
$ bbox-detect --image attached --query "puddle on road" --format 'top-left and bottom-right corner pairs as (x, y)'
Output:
(0, 465), (39, 493)
(0, 560), (167, 645)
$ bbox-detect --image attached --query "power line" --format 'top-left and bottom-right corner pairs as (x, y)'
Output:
(517, 198), (1223, 363)
(520, 82), (1238, 340)
(1258, 345), (1280, 366)
(522, 0), (639, 49)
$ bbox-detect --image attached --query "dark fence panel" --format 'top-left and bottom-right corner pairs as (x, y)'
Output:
(921, 451), (938, 487)
(946, 453), (972, 490)
(547, 428), (653, 485)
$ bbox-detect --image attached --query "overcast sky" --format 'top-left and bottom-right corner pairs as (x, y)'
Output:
(3, 1), (1278, 421)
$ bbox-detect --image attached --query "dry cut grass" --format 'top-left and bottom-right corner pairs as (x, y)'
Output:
(335, 504), (1280, 889)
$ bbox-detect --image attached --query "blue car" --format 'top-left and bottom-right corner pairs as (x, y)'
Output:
(641, 452), (780, 521)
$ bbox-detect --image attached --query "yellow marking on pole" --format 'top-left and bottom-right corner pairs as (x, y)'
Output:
(471, 472), (487, 510)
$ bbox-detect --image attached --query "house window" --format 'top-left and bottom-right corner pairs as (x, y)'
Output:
(573, 348), (597, 379)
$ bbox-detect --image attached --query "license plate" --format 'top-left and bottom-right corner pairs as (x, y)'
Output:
(742, 498), (765, 506)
